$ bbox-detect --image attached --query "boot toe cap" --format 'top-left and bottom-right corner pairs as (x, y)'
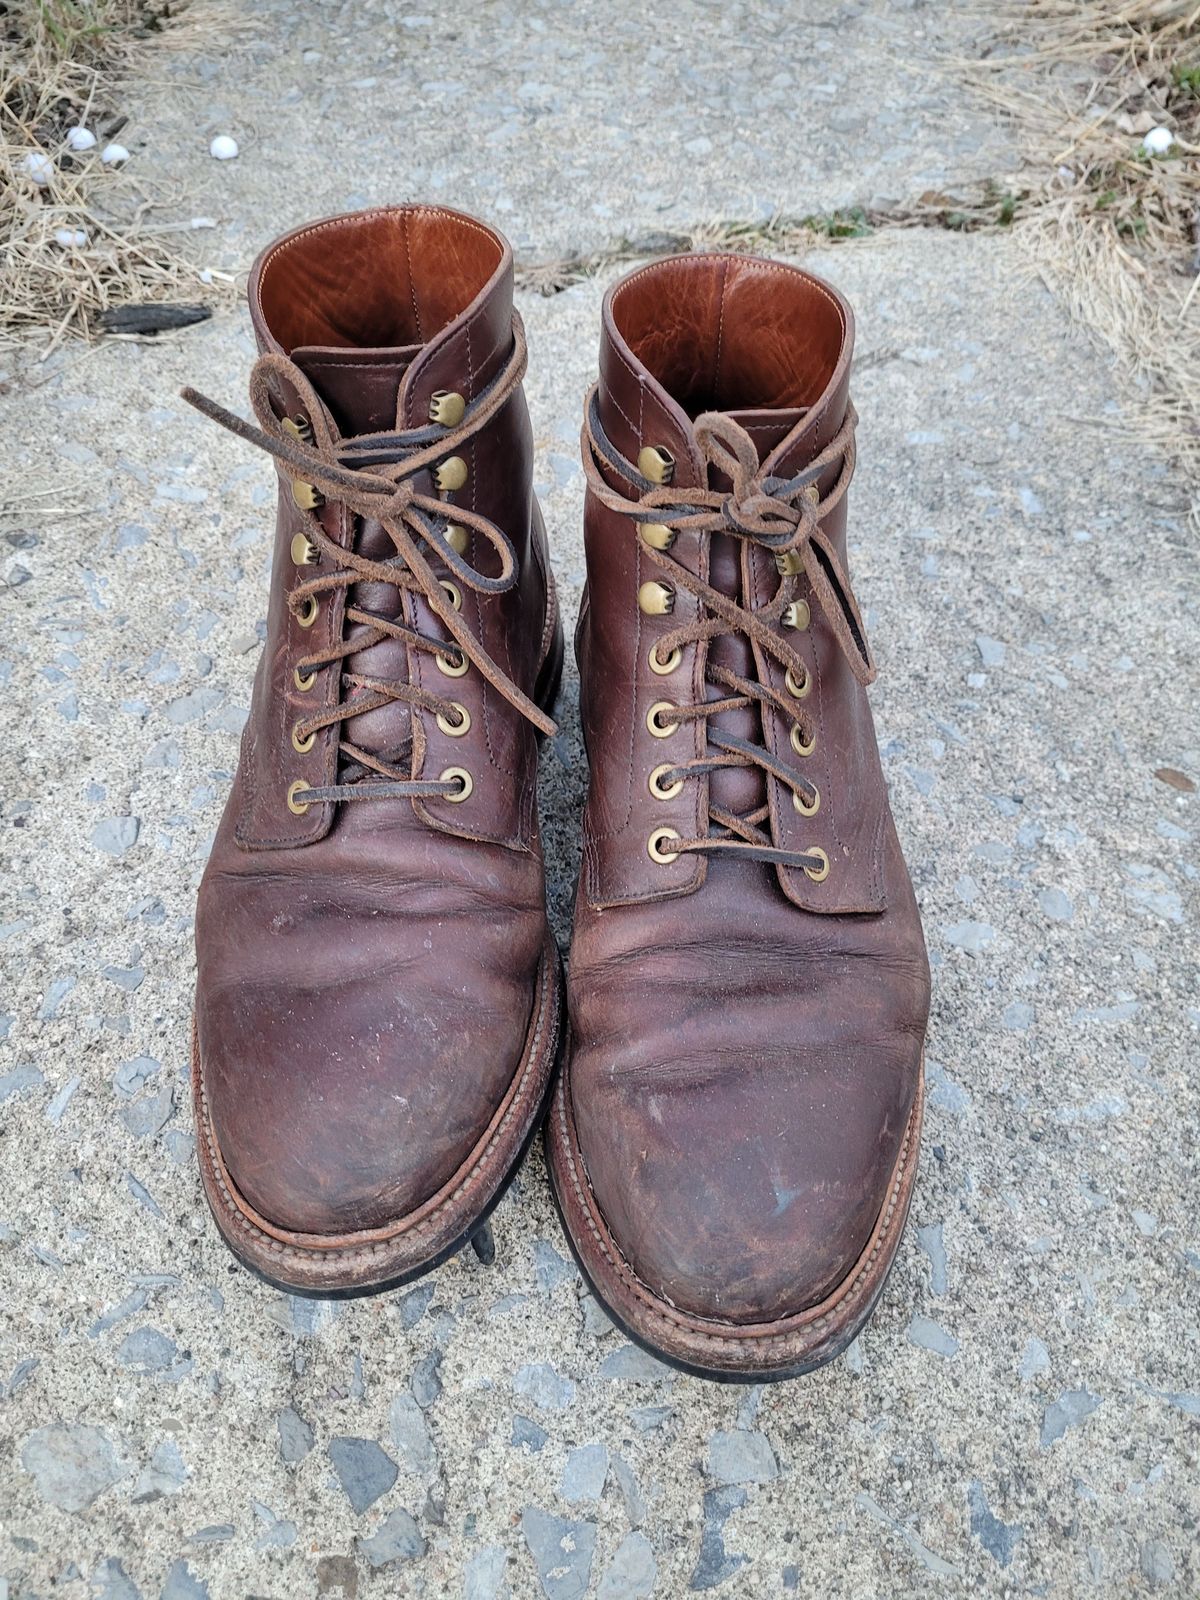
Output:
(197, 973), (531, 1237)
(573, 1044), (917, 1325)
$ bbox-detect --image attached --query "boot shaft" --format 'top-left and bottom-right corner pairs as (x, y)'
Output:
(227, 206), (552, 854)
(577, 252), (888, 913)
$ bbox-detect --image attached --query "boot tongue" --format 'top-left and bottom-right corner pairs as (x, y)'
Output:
(705, 406), (805, 818)
(291, 344), (421, 437)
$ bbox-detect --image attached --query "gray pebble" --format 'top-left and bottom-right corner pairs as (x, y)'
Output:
(521, 1506), (597, 1600)
(1, 1063), (45, 1102)
(92, 817), (140, 856)
(706, 1429), (778, 1486)
(1140, 1540), (1175, 1589)
(907, 1315), (960, 1357)
(390, 1392), (436, 1477)
(327, 1436), (398, 1514)
(464, 1544), (509, 1600)
(512, 1415), (548, 1453)
(117, 1326), (177, 1374)
(358, 1506), (426, 1567)
(690, 1485), (747, 1590)
(1018, 1337), (1050, 1382)
(975, 635), (1006, 667)
(411, 1349), (443, 1408)
(967, 1480), (1023, 1567)
(133, 1439), (188, 1502)
(160, 1559), (209, 1600)
(917, 1222), (948, 1295)
(90, 1557), (143, 1600)
(598, 1345), (674, 1383)
(21, 1423), (127, 1512)
(277, 1406), (314, 1464)
(533, 1237), (576, 1292)
(513, 1360), (576, 1411)
(560, 1442), (608, 1503)
(1038, 887), (1074, 921)
(1041, 1389), (1102, 1447)
(598, 1531), (656, 1600)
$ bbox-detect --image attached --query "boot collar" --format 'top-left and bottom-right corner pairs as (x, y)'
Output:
(596, 251), (854, 481)
(248, 205), (515, 437)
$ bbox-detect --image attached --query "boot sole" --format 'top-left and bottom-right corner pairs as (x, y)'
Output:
(545, 1041), (924, 1382)
(193, 585), (566, 1298)
(193, 933), (563, 1297)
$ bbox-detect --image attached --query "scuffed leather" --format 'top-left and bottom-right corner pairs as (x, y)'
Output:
(565, 253), (930, 1323)
(194, 207), (557, 1236)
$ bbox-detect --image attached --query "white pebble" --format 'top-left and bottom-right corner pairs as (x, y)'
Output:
(189, 216), (217, 229)
(101, 143), (130, 165)
(66, 126), (97, 152)
(54, 227), (89, 249)
(209, 134), (239, 161)
(1143, 126), (1174, 156)
(22, 150), (54, 186)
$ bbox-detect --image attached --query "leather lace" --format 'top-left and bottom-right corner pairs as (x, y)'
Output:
(583, 388), (873, 872)
(182, 318), (556, 807)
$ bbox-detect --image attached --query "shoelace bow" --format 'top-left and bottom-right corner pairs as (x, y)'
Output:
(583, 387), (874, 872)
(182, 318), (555, 807)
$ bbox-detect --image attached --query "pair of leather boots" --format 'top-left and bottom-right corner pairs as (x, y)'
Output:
(188, 205), (930, 1381)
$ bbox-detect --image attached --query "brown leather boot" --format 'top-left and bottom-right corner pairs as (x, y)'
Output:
(546, 253), (930, 1378)
(186, 207), (563, 1295)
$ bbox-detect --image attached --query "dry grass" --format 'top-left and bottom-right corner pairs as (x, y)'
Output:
(0, 0), (237, 353)
(963, 0), (1200, 515)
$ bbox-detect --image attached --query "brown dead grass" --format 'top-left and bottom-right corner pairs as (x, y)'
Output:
(963, 0), (1200, 517)
(0, 0), (240, 353)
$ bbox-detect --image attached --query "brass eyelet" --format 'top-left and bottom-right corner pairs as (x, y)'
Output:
(647, 826), (682, 864)
(646, 701), (679, 738)
(440, 766), (472, 802)
(439, 578), (463, 612)
(782, 599), (810, 631)
(291, 725), (316, 754)
(638, 445), (675, 486)
(638, 581), (675, 617)
(648, 643), (683, 676)
(785, 664), (810, 699)
(286, 780), (311, 815)
(792, 784), (820, 817)
(775, 550), (803, 577)
(429, 390), (466, 427)
(445, 523), (469, 556)
(648, 764), (683, 801)
(435, 648), (469, 679)
(790, 722), (816, 757)
(291, 481), (324, 513)
(296, 595), (319, 629)
(433, 455), (469, 493)
(281, 415), (313, 444)
(803, 846), (830, 883)
(290, 532), (319, 567)
(294, 666), (316, 692)
(436, 702), (471, 738)
(639, 522), (675, 552)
